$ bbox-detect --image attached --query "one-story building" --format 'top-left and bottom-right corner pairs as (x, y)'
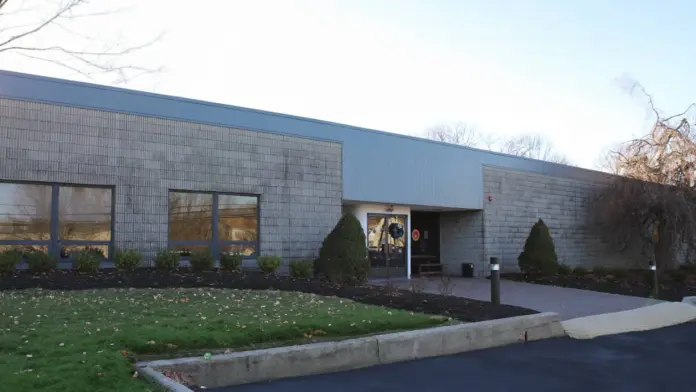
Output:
(0, 70), (639, 277)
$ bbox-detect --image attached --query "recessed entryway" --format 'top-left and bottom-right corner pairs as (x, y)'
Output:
(410, 211), (440, 276)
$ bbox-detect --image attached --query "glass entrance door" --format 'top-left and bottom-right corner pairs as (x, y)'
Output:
(366, 214), (407, 279)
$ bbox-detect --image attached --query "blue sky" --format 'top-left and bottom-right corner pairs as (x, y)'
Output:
(3, 0), (694, 169)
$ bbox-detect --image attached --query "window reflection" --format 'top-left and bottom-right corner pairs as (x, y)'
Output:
(168, 192), (258, 257)
(169, 244), (210, 257)
(218, 194), (258, 241)
(0, 245), (49, 255)
(220, 243), (256, 257)
(58, 186), (112, 241)
(0, 183), (52, 241)
(168, 192), (213, 241)
(60, 245), (108, 259)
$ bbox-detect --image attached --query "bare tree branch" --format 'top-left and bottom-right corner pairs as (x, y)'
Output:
(591, 81), (696, 271)
(0, 0), (161, 83)
(425, 122), (481, 147)
(422, 123), (569, 164)
(496, 134), (569, 164)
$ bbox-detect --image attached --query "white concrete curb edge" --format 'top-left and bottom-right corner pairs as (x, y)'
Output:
(137, 312), (564, 390)
(562, 302), (696, 340)
(682, 296), (696, 307)
(138, 366), (195, 392)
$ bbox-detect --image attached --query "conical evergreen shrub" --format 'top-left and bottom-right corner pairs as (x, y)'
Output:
(315, 213), (370, 285)
(517, 218), (559, 275)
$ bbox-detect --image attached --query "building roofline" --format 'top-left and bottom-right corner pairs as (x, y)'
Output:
(0, 69), (611, 179)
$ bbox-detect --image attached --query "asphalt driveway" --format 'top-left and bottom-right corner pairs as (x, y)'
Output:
(207, 322), (696, 392)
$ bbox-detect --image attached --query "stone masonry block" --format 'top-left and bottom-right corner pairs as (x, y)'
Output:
(0, 98), (343, 267)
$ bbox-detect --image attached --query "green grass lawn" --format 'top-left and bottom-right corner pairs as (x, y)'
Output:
(0, 288), (448, 391)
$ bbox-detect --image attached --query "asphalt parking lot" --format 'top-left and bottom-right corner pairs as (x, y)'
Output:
(205, 322), (696, 392)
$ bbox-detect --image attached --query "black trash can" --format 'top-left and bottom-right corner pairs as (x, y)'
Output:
(461, 263), (474, 278)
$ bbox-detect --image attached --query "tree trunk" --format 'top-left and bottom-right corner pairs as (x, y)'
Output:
(654, 222), (679, 272)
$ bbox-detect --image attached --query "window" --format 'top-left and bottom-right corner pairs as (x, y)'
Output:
(168, 191), (258, 258)
(58, 186), (112, 259)
(0, 182), (114, 260)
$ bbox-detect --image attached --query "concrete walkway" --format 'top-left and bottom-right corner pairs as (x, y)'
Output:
(371, 277), (662, 320)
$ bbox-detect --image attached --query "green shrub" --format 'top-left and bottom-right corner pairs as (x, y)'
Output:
(74, 250), (101, 273)
(592, 266), (608, 276)
(0, 249), (21, 275)
(256, 256), (282, 274)
(155, 250), (180, 272)
(289, 259), (314, 278)
(517, 219), (559, 276)
(26, 251), (57, 274)
(220, 253), (243, 272)
(680, 263), (696, 272)
(315, 213), (370, 285)
(668, 269), (687, 284)
(557, 264), (572, 276)
(113, 249), (141, 271)
(189, 250), (214, 272)
(606, 268), (628, 279)
(571, 267), (589, 276)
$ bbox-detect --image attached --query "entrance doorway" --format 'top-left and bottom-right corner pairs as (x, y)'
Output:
(366, 214), (407, 279)
(410, 211), (440, 276)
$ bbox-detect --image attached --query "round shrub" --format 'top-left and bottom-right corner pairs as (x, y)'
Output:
(557, 263), (571, 276)
(220, 254), (243, 272)
(189, 250), (214, 272)
(592, 266), (608, 276)
(0, 249), (21, 275)
(74, 250), (101, 273)
(113, 249), (142, 271)
(155, 250), (180, 272)
(315, 213), (369, 285)
(257, 256), (282, 274)
(26, 251), (57, 274)
(517, 219), (559, 276)
(571, 267), (589, 276)
(668, 269), (687, 284)
(606, 268), (629, 279)
(289, 259), (314, 278)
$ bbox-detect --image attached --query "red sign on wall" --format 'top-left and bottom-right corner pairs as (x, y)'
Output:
(412, 229), (420, 241)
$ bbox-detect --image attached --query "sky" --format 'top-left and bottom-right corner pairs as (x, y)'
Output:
(2, 0), (695, 169)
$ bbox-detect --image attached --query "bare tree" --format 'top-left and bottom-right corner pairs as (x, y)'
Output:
(0, 0), (161, 83)
(497, 134), (570, 164)
(425, 122), (481, 147)
(594, 146), (622, 174)
(590, 82), (696, 271)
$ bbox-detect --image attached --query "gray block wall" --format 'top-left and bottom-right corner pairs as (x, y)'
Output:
(440, 211), (485, 276)
(480, 165), (647, 272)
(0, 98), (343, 267)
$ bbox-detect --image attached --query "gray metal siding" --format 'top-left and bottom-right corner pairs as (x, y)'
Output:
(0, 70), (611, 209)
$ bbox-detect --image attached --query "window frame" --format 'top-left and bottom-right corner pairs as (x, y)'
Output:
(0, 180), (115, 260)
(167, 190), (260, 259)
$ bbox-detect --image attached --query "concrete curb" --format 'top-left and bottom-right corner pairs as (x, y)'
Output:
(137, 312), (564, 389)
(138, 366), (195, 392)
(562, 302), (696, 340)
(682, 296), (696, 307)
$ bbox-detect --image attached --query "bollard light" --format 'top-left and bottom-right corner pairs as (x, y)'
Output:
(490, 257), (501, 306)
(649, 260), (658, 299)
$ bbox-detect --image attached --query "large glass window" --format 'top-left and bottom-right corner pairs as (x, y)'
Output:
(0, 182), (114, 260)
(168, 191), (258, 258)
(0, 183), (52, 243)
(168, 192), (213, 242)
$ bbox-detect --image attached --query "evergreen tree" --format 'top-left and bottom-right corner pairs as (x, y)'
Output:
(315, 213), (370, 285)
(518, 219), (559, 275)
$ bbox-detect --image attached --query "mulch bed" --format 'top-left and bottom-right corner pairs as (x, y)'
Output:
(502, 270), (696, 301)
(0, 268), (536, 322)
